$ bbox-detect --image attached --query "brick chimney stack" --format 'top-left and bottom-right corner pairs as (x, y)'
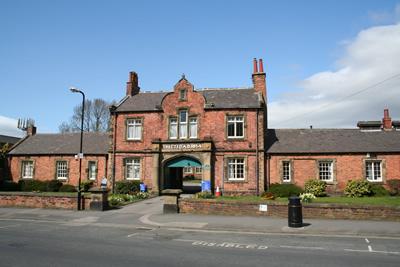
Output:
(27, 125), (36, 136)
(126, 71), (140, 96)
(252, 58), (267, 101)
(382, 108), (392, 130)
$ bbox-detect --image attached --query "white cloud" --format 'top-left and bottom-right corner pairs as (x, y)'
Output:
(0, 115), (23, 137)
(269, 22), (400, 128)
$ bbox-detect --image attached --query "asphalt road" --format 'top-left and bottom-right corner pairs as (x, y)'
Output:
(1, 218), (399, 267)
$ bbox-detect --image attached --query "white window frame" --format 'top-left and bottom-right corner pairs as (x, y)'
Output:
(227, 158), (245, 181)
(189, 117), (198, 139)
(179, 110), (188, 139)
(21, 160), (34, 179)
(179, 89), (187, 100)
(366, 161), (382, 182)
(227, 116), (244, 138)
(318, 161), (333, 182)
(183, 167), (193, 174)
(169, 117), (178, 139)
(125, 158), (141, 180)
(126, 118), (142, 140)
(88, 161), (97, 181)
(282, 161), (291, 182)
(195, 166), (202, 174)
(56, 161), (68, 180)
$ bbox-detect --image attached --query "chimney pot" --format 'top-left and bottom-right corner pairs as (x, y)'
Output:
(253, 58), (258, 74)
(126, 71), (140, 96)
(259, 58), (264, 73)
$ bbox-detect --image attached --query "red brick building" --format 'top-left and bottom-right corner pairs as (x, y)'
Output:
(108, 59), (267, 195)
(5, 59), (400, 195)
(266, 110), (400, 193)
(8, 131), (108, 187)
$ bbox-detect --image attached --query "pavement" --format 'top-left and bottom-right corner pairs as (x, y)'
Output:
(1, 196), (399, 239)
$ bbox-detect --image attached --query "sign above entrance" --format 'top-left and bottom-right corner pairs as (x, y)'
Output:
(161, 142), (210, 152)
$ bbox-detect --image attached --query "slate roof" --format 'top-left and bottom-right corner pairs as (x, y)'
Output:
(266, 129), (400, 154)
(8, 132), (109, 155)
(0, 135), (20, 145)
(115, 88), (262, 112)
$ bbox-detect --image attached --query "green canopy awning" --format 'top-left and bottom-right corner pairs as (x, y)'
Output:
(166, 158), (201, 168)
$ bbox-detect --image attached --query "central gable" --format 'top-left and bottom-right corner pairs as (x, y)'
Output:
(161, 76), (205, 115)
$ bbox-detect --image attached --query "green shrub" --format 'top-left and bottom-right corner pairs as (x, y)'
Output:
(80, 180), (94, 192)
(115, 181), (141, 194)
(18, 180), (47, 192)
(195, 191), (215, 199)
(387, 179), (400, 196)
(0, 180), (20, 191)
(370, 184), (389, 196)
(267, 183), (303, 197)
(304, 179), (327, 197)
(344, 180), (371, 197)
(59, 184), (77, 192)
(46, 180), (63, 192)
(108, 194), (124, 206)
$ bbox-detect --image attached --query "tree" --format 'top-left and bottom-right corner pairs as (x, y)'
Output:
(59, 98), (111, 133)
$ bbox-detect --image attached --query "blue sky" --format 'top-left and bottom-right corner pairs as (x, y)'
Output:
(1, 0), (400, 136)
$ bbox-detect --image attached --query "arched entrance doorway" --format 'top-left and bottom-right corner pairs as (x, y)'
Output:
(162, 155), (202, 193)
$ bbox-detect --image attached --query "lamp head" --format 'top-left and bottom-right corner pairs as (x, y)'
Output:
(69, 87), (80, 93)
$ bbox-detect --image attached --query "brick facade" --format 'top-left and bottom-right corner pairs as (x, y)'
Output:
(8, 155), (108, 187)
(268, 153), (400, 192)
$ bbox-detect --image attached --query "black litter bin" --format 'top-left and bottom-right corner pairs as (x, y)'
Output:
(288, 196), (303, 228)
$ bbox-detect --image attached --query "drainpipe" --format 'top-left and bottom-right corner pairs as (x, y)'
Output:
(111, 109), (117, 193)
(256, 109), (259, 196)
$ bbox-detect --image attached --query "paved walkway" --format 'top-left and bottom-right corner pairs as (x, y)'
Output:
(1, 197), (399, 238)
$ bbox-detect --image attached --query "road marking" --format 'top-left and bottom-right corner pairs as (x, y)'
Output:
(174, 239), (268, 250)
(127, 233), (139, 237)
(365, 238), (370, 243)
(164, 227), (400, 240)
(280, 245), (325, 250)
(344, 249), (400, 255)
(0, 224), (20, 229)
(368, 245), (372, 252)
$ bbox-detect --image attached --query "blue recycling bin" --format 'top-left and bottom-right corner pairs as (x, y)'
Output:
(201, 181), (211, 192)
(140, 183), (147, 192)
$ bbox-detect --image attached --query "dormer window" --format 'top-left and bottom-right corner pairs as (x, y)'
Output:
(179, 89), (187, 101)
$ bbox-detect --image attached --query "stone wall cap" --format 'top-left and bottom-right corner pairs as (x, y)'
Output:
(162, 189), (183, 195)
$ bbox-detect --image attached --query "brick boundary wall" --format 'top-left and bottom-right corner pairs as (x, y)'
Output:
(179, 199), (400, 222)
(0, 192), (91, 210)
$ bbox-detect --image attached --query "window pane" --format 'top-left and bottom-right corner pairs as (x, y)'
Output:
(180, 110), (187, 123)
(319, 162), (333, 181)
(126, 159), (140, 180)
(169, 118), (177, 139)
(283, 161), (291, 182)
(57, 161), (68, 180)
(88, 162), (96, 180)
(189, 118), (197, 138)
(227, 158), (245, 180)
(180, 123), (187, 138)
(236, 121), (243, 137)
(227, 122), (235, 137)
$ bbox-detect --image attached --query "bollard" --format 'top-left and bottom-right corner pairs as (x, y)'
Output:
(288, 196), (303, 227)
(89, 187), (109, 211)
(162, 189), (182, 213)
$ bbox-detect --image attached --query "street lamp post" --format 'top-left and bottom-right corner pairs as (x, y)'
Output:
(70, 87), (85, 210)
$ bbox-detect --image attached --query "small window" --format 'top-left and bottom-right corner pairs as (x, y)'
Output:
(21, 161), (34, 179)
(227, 116), (244, 138)
(179, 89), (187, 100)
(88, 161), (97, 181)
(189, 117), (198, 139)
(125, 158), (141, 180)
(366, 161), (382, 182)
(169, 117), (178, 139)
(195, 166), (202, 174)
(282, 161), (291, 182)
(227, 158), (245, 181)
(127, 118), (142, 140)
(319, 161), (333, 182)
(183, 167), (193, 174)
(56, 161), (68, 180)
(179, 110), (188, 139)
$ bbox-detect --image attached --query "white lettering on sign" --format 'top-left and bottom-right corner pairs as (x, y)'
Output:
(191, 241), (268, 250)
(162, 143), (202, 151)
